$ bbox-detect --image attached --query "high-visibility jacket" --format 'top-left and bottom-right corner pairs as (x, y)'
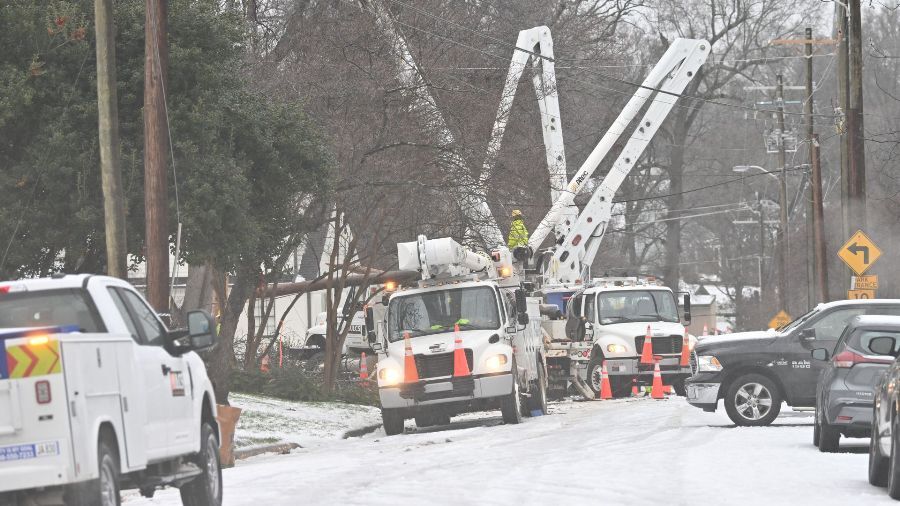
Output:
(508, 218), (529, 249)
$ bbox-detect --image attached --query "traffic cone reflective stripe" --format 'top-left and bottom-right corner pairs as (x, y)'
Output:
(599, 361), (613, 400)
(453, 324), (471, 377)
(640, 325), (654, 364)
(679, 327), (691, 367)
(359, 352), (369, 380)
(403, 332), (419, 383)
(651, 358), (665, 399)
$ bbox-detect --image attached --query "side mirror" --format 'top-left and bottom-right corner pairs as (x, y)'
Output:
(515, 289), (530, 326)
(186, 310), (217, 351)
(811, 348), (829, 361)
(371, 341), (383, 352)
(682, 294), (692, 325)
(869, 336), (898, 357)
(365, 306), (376, 343)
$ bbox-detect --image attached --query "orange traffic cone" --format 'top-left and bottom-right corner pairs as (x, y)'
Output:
(679, 328), (691, 367)
(640, 325), (654, 365)
(359, 352), (369, 380)
(631, 377), (639, 397)
(651, 358), (665, 399)
(260, 354), (270, 374)
(599, 361), (613, 400)
(403, 331), (419, 382)
(453, 324), (471, 377)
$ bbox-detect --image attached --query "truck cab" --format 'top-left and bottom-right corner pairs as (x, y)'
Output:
(541, 278), (694, 398)
(369, 236), (547, 435)
(0, 275), (222, 505)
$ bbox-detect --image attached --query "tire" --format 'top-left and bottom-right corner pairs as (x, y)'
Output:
(527, 364), (548, 415)
(500, 362), (523, 425)
(870, 417), (889, 487)
(888, 417), (900, 499)
(382, 408), (405, 436)
(67, 436), (121, 506)
(818, 421), (841, 453)
(586, 354), (604, 397)
(813, 408), (821, 447)
(180, 422), (223, 506)
(723, 374), (782, 427)
(609, 376), (632, 399)
(672, 379), (687, 397)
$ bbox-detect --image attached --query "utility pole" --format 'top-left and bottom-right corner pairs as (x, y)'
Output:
(836, 3), (851, 239)
(803, 27), (829, 303)
(847, 0), (867, 230)
(94, 0), (127, 279)
(145, 0), (170, 311)
(775, 74), (788, 314)
(757, 191), (765, 306)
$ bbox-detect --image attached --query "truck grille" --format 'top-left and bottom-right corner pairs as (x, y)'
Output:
(634, 335), (683, 355)
(690, 350), (698, 375)
(414, 351), (474, 379)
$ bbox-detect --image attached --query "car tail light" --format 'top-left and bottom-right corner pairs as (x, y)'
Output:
(832, 350), (893, 368)
(35, 380), (51, 404)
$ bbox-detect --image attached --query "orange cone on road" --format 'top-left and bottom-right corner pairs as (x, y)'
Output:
(359, 352), (369, 380)
(640, 325), (654, 365)
(679, 328), (691, 367)
(599, 361), (613, 400)
(403, 331), (419, 382)
(632, 377), (639, 397)
(651, 358), (665, 399)
(453, 324), (471, 377)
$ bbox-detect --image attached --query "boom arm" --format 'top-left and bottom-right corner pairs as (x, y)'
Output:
(528, 38), (709, 256)
(541, 39), (710, 284)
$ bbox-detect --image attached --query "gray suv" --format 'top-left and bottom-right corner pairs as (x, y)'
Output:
(812, 315), (900, 452)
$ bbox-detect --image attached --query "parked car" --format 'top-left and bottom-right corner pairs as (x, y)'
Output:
(812, 316), (899, 452)
(869, 320), (900, 499)
(686, 299), (900, 426)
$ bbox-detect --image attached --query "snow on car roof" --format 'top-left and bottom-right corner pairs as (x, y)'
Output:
(0, 274), (127, 292)
(847, 314), (900, 328)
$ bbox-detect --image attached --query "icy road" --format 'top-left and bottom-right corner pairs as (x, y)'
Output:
(127, 397), (892, 506)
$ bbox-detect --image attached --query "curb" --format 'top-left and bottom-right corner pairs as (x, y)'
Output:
(233, 442), (301, 461)
(342, 423), (383, 439)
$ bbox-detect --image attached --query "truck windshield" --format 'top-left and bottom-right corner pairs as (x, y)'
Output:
(596, 290), (680, 324)
(0, 289), (103, 332)
(387, 286), (500, 342)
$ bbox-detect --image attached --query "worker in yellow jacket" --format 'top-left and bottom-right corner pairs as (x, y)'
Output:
(507, 209), (529, 249)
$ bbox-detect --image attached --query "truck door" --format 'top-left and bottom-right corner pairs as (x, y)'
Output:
(785, 306), (867, 405)
(116, 289), (194, 458)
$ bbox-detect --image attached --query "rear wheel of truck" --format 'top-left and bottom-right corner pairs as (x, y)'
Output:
(382, 408), (405, 436)
(67, 436), (121, 506)
(723, 374), (781, 427)
(501, 364), (523, 425)
(527, 364), (548, 415)
(180, 422), (223, 506)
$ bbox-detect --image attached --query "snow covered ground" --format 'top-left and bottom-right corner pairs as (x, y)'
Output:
(125, 397), (893, 505)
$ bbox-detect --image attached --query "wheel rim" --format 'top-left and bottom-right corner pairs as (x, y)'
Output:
(589, 364), (603, 391)
(205, 435), (221, 500)
(733, 382), (773, 421)
(99, 456), (116, 506)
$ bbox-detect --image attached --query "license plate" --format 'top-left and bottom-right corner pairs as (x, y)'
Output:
(424, 382), (453, 393)
(0, 441), (59, 462)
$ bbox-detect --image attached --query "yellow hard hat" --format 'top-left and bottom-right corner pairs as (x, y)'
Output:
(511, 209), (523, 218)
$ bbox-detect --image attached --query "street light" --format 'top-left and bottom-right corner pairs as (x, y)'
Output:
(733, 165), (789, 314)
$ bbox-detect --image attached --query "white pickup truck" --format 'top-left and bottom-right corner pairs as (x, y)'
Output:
(0, 274), (222, 506)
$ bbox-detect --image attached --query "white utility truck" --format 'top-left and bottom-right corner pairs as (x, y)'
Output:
(366, 236), (547, 435)
(0, 275), (221, 506)
(540, 278), (695, 398)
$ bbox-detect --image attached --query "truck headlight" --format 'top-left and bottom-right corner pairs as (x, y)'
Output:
(697, 355), (723, 372)
(606, 344), (627, 354)
(485, 354), (509, 372)
(378, 367), (402, 386)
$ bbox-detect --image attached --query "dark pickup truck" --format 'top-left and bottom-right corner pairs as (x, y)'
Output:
(685, 299), (900, 426)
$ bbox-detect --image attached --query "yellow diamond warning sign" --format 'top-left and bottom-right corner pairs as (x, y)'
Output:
(838, 230), (882, 276)
(768, 310), (792, 330)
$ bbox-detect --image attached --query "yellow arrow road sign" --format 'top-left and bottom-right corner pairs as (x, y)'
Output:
(768, 310), (792, 330)
(838, 230), (882, 276)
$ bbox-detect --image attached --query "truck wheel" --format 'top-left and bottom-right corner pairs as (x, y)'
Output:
(586, 354), (604, 397)
(723, 374), (781, 426)
(382, 408), (405, 436)
(67, 437), (121, 506)
(527, 364), (548, 415)
(415, 413), (435, 428)
(180, 422), (223, 506)
(672, 379), (687, 397)
(870, 417), (889, 486)
(500, 366), (523, 425)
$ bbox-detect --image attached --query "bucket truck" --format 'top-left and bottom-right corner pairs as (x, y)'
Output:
(365, 236), (546, 435)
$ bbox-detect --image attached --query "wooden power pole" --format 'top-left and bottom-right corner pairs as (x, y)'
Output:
(836, 3), (851, 240)
(94, 0), (127, 279)
(775, 75), (788, 315)
(847, 0), (867, 230)
(803, 28), (829, 303)
(144, 0), (170, 311)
